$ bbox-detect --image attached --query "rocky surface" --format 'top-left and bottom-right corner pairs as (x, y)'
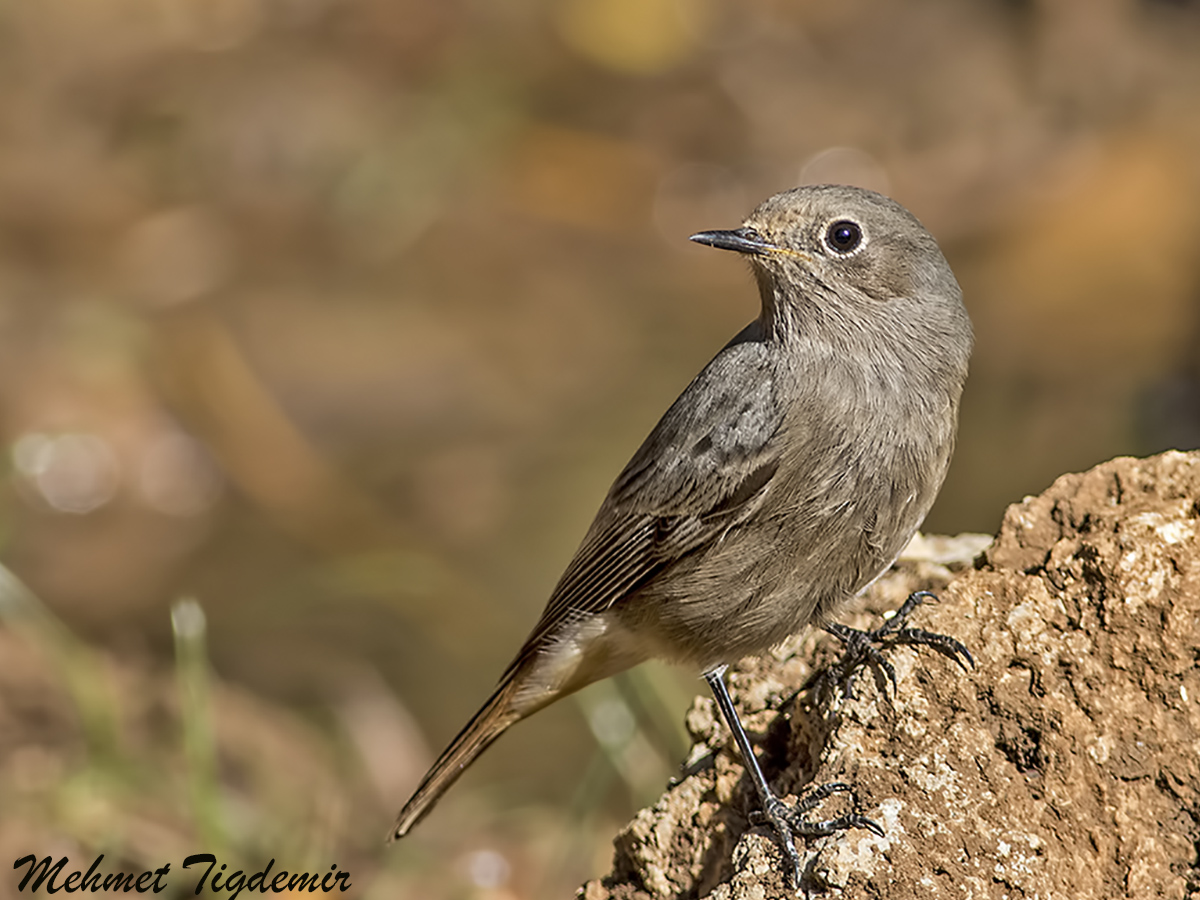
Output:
(580, 451), (1200, 899)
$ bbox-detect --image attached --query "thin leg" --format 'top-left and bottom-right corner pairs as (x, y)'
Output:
(825, 590), (974, 699)
(703, 666), (882, 889)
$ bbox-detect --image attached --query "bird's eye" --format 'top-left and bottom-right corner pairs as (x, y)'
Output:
(825, 220), (863, 254)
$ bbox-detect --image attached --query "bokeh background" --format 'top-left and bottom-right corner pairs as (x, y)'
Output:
(2, 0), (1199, 896)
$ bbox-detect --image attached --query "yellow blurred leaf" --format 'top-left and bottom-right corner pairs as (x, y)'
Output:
(553, 0), (711, 75)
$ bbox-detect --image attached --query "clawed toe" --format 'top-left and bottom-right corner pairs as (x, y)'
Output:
(824, 622), (898, 697)
(747, 795), (804, 887)
(746, 781), (882, 887)
(786, 782), (883, 838)
(890, 626), (974, 671)
(824, 590), (974, 699)
(705, 666), (890, 892)
(789, 807), (884, 839)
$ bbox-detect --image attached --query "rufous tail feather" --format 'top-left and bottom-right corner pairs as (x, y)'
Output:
(389, 674), (524, 840)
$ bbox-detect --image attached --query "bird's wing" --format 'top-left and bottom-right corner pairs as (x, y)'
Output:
(507, 329), (786, 669)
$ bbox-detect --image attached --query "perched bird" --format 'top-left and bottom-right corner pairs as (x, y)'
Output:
(390, 184), (974, 884)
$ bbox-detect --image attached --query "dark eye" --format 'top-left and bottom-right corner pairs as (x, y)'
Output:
(825, 220), (862, 254)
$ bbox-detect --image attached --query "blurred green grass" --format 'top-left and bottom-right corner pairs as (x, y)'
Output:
(0, 569), (357, 892)
(0, 563), (690, 896)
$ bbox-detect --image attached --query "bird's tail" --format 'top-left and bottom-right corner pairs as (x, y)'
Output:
(389, 673), (525, 840)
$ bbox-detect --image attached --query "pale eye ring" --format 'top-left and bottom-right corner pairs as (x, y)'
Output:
(825, 220), (863, 254)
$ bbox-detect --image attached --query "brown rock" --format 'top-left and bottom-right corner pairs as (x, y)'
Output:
(581, 451), (1200, 899)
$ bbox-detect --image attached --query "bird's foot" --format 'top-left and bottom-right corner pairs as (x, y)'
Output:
(824, 590), (974, 699)
(747, 782), (883, 890)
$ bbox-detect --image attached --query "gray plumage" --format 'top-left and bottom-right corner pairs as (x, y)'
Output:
(391, 184), (973, 840)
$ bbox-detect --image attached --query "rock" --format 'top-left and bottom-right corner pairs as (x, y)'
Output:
(580, 451), (1200, 899)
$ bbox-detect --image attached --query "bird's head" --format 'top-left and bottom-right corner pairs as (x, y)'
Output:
(690, 184), (964, 325)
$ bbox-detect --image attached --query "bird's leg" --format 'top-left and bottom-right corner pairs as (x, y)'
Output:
(703, 666), (882, 890)
(824, 590), (974, 699)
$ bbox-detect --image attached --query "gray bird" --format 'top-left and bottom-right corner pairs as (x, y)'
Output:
(390, 184), (973, 885)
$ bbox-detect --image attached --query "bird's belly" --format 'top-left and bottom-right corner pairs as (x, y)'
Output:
(612, 487), (926, 670)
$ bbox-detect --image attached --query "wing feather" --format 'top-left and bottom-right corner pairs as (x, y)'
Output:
(505, 329), (789, 672)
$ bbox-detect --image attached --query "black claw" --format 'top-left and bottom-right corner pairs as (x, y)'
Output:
(838, 813), (885, 838)
(790, 810), (884, 840)
(748, 795), (804, 887)
(861, 816), (886, 838)
(782, 782), (881, 840)
(824, 589), (973, 699)
(704, 668), (881, 891)
(889, 627), (975, 671)
(747, 783), (879, 886)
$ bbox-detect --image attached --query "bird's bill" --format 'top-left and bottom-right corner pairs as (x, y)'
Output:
(688, 227), (774, 255)
(688, 228), (812, 264)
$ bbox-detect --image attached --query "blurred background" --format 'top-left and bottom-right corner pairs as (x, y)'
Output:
(1, 0), (1199, 896)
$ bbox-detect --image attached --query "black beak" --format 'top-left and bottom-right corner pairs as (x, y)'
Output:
(688, 227), (774, 255)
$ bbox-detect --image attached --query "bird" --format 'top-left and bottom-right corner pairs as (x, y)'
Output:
(389, 184), (974, 885)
